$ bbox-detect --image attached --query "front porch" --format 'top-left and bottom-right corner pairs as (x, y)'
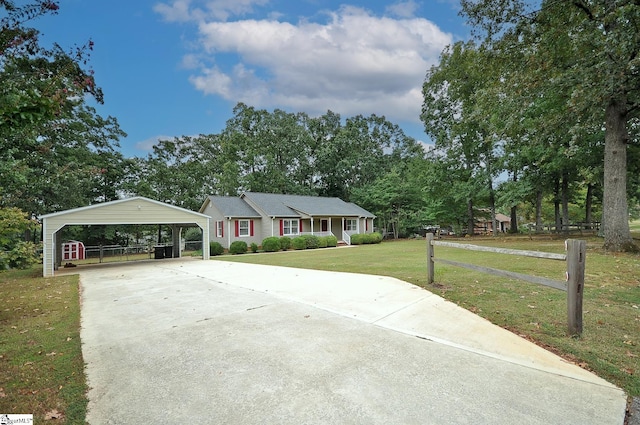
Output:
(299, 217), (369, 245)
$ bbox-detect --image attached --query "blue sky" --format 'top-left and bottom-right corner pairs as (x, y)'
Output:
(37, 1), (469, 157)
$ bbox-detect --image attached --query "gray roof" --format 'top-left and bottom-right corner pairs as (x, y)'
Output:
(205, 196), (260, 218)
(242, 192), (375, 218)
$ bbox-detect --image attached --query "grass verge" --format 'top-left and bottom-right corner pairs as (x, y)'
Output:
(217, 235), (640, 397)
(0, 267), (86, 423)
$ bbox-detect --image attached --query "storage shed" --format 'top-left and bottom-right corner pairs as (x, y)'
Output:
(40, 197), (210, 277)
(62, 240), (85, 261)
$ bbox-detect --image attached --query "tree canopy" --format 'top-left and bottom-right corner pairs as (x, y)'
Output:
(418, 0), (640, 251)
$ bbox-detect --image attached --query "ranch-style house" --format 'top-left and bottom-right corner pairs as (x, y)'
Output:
(200, 192), (376, 248)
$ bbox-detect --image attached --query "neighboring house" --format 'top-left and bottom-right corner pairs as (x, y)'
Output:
(475, 212), (511, 234)
(199, 192), (376, 248)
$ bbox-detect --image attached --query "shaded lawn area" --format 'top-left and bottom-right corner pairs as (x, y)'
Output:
(0, 268), (86, 423)
(217, 236), (640, 397)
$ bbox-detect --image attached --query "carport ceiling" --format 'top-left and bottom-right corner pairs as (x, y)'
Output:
(40, 197), (210, 277)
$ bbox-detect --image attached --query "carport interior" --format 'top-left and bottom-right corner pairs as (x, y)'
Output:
(54, 223), (200, 264)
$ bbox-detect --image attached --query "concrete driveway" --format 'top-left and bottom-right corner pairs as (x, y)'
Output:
(75, 258), (627, 424)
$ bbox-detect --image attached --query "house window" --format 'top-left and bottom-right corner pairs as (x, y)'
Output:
(282, 219), (299, 236)
(345, 219), (357, 231)
(216, 221), (224, 238)
(238, 220), (250, 237)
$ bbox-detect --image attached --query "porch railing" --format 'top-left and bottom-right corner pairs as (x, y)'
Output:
(342, 230), (358, 245)
(300, 231), (335, 238)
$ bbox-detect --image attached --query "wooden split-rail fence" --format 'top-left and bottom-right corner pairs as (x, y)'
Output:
(425, 233), (586, 336)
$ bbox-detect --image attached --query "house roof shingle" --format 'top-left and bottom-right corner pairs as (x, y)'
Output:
(205, 196), (260, 218)
(242, 192), (375, 218)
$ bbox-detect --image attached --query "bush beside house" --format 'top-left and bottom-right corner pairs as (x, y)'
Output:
(210, 241), (224, 256)
(292, 236), (306, 250)
(350, 232), (383, 245)
(229, 241), (247, 254)
(302, 234), (320, 249)
(262, 237), (281, 252)
(279, 236), (291, 250)
(324, 235), (338, 247)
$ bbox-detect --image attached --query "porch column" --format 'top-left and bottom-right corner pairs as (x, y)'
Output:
(311, 217), (314, 234)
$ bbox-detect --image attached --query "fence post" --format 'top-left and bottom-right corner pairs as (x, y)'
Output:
(426, 233), (434, 284)
(566, 239), (586, 336)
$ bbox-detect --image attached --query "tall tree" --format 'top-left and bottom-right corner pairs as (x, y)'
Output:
(461, 0), (639, 251)
(422, 41), (502, 236)
(1, 1), (125, 216)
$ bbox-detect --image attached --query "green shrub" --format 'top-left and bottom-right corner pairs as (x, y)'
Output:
(229, 241), (247, 254)
(292, 236), (306, 250)
(325, 235), (338, 247)
(184, 227), (202, 241)
(279, 236), (291, 250)
(250, 242), (259, 253)
(0, 241), (39, 270)
(209, 241), (224, 256)
(303, 234), (320, 249)
(262, 237), (281, 252)
(349, 233), (382, 245)
(318, 236), (328, 248)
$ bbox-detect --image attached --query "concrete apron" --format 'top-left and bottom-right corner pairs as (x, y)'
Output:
(76, 259), (627, 425)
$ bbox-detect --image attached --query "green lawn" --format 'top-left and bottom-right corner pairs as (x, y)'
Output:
(0, 268), (86, 423)
(217, 236), (640, 397)
(1, 233), (637, 422)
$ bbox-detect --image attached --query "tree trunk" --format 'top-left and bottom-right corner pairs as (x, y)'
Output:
(585, 183), (593, 229)
(467, 198), (474, 236)
(554, 178), (561, 234)
(535, 189), (543, 232)
(603, 97), (636, 251)
(488, 178), (497, 236)
(510, 205), (518, 233)
(561, 170), (570, 233)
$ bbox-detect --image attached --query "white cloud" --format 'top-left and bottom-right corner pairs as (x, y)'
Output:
(159, 4), (452, 124)
(386, 0), (420, 18)
(154, 0), (269, 22)
(153, 0), (193, 22)
(135, 135), (174, 152)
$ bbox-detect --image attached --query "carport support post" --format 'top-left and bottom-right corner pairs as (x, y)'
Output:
(171, 225), (181, 258)
(566, 239), (586, 336)
(426, 233), (435, 285)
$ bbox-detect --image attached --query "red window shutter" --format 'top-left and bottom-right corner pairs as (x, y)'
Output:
(235, 220), (239, 237)
(366, 220), (368, 231)
(250, 220), (254, 236)
(280, 220), (284, 236)
(299, 220), (303, 232)
(221, 221), (224, 237)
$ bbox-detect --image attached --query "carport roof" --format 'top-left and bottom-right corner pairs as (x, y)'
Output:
(40, 196), (210, 221)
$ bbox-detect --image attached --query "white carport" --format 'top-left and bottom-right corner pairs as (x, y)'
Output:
(40, 197), (210, 277)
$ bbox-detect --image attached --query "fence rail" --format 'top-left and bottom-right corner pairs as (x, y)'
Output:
(426, 234), (585, 336)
